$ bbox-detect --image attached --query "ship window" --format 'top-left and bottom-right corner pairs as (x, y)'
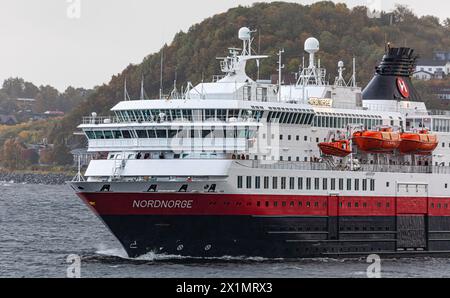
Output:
(355, 202), (359, 208)
(168, 130), (179, 138)
(281, 177), (287, 189)
(354, 179), (360, 191)
(431, 203), (435, 209)
(122, 130), (132, 139)
(272, 177), (278, 189)
(237, 176), (243, 189)
(347, 179), (352, 191)
(257, 201), (261, 207)
(370, 179), (375, 191)
(103, 131), (113, 139)
(94, 131), (105, 139)
(298, 177), (303, 190)
(288, 135), (292, 141)
(255, 176), (261, 189)
(314, 178), (320, 190)
(306, 178), (311, 190)
(264, 177), (269, 189)
(265, 201), (269, 208)
(362, 179), (368, 191)
(445, 184), (448, 189)
(147, 130), (157, 138)
(113, 130), (122, 139)
(290, 177), (295, 190)
(306, 202), (311, 208)
(363, 202), (368, 208)
(331, 178), (336, 190)
(282, 202), (286, 207)
(323, 178), (328, 190)
(246, 176), (252, 189)
(339, 179), (344, 191)
(274, 202), (278, 207)
(85, 131), (95, 139)
(136, 130), (148, 138)
(315, 202), (319, 208)
(386, 182), (390, 188)
(156, 130), (167, 138)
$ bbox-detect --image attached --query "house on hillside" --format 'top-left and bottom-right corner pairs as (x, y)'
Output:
(414, 59), (450, 81)
(0, 114), (18, 125)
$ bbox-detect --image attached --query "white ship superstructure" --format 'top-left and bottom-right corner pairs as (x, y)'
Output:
(70, 28), (450, 258)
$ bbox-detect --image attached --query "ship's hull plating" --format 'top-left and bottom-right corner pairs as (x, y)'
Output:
(77, 192), (450, 258)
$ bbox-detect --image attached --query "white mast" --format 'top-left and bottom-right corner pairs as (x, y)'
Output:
(159, 48), (164, 99)
(123, 79), (130, 101)
(140, 75), (145, 100)
(277, 48), (285, 102)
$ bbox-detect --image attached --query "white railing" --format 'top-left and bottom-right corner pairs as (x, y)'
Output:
(245, 160), (448, 174)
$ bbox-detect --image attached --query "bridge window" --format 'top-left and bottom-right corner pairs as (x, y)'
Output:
(290, 177), (295, 190)
(314, 178), (320, 190)
(362, 179), (368, 191)
(122, 130), (132, 139)
(354, 179), (360, 191)
(136, 130), (148, 138)
(370, 179), (375, 191)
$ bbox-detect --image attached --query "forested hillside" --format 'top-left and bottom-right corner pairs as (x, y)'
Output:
(4, 1), (450, 167)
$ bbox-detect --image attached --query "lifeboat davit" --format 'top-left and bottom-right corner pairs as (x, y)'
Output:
(399, 129), (438, 155)
(353, 128), (401, 153)
(318, 140), (352, 157)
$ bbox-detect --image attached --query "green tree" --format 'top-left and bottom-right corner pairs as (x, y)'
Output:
(50, 139), (73, 166)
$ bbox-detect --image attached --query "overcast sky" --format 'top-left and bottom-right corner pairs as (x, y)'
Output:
(0, 0), (449, 92)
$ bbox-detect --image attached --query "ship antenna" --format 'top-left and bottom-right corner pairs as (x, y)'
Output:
(351, 57), (357, 87)
(277, 48), (285, 102)
(123, 79), (130, 101)
(159, 47), (164, 99)
(140, 75), (148, 100)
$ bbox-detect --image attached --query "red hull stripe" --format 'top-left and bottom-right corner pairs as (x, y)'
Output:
(77, 192), (450, 217)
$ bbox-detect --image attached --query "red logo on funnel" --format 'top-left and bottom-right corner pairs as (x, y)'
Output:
(397, 77), (410, 98)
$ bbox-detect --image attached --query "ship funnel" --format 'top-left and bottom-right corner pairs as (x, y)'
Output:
(362, 46), (420, 101)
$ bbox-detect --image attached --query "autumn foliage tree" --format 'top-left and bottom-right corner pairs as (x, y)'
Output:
(1, 138), (27, 170)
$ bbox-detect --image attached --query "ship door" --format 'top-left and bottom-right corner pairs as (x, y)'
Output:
(328, 195), (339, 240)
(396, 183), (428, 250)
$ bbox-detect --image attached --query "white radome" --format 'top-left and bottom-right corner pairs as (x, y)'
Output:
(338, 61), (344, 68)
(304, 37), (320, 53)
(238, 27), (251, 41)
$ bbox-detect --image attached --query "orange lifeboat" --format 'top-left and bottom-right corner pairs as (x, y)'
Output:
(318, 140), (352, 157)
(352, 127), (401, 153)
(399, 129), (438, 155)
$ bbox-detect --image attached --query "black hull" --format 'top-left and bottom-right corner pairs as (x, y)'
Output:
(99, 215), (450, 258)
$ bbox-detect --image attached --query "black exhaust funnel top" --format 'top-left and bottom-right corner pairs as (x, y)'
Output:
(362, 46), (421, 101)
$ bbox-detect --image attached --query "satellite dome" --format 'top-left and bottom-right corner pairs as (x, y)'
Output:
(338, 61), (344, 68)
(305, 37), (320, 54)
(238, 27), (251, 41)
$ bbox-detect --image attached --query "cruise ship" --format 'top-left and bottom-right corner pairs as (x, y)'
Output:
(70, 28), (450, 258)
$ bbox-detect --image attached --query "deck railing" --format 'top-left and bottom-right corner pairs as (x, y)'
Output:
(246, 160), (448, 174)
